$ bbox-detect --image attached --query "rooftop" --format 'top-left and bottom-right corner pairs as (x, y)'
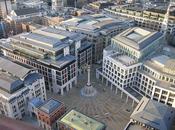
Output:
(60, 14), (132, 34)
(110, 53), (137, 67)
(39, 55), (76, 69)
(145, 55), (175, 76)
(130, 97), (175, 130)
(0, 72), (24, 94)
(24, 73), (43, 86)
(11, 27), (85, 53)
(59, 110), (105, 130)
(113, 27), (163, 50)
(39, 99), (62, 114)
(29, 97), (44, 108)
(0, 57), (32, 79)
(13, 7), (40, 16)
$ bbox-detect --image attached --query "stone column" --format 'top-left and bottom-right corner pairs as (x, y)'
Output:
(96, 70), (99, 79)
(115, 87), (118, 94)
(132, 100), (135, 108)
(106, 80), (108, 86)
(70, 82), (72, 89)
(87, 65), (91, 86)
(126, 95), (129, 103)
(102, 76), (104, 83)
(66, 85), (69, 92)
(110, 83), (113, 90)
(121, 91), (123, 98)
(75, 77), (77, 85)
(61, 88), (64, 95)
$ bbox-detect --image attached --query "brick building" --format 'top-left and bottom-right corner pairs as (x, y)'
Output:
(37, 98), (66, 130)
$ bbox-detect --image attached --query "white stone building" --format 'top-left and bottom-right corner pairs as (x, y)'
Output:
(110, 27), (164, 61)
(0, 56), (46, 119)
(136, 55), (175, 107)
(97, 27), (175, 108)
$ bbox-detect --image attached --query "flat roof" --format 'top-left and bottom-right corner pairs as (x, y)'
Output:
(39, 55), (76, 69)
(110, 53), (137, 67)
(145, 55), (175, 76)
(130, 97), (175, 130)
(13, 7), (40, 16)
(39, 99), (62, 114)
(61, 14), (132, 34)
(11, 27), (85, 53)
(113, 27), (163, 50)
(21, 33), (61, 48)
(151, 55), (170, 68)
(59, 110), (105, 130)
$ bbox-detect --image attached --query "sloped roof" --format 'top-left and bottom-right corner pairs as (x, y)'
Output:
(39, 99), (62, 114)
(0, 72), (24, 94)
(0, 57), (32, 79)
(130, 97), (175, 130)
(29, 97), (44, 108)
(24, 73), (43, 86)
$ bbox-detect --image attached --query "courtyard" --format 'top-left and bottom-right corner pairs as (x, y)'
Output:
(47, 65), (137, 130)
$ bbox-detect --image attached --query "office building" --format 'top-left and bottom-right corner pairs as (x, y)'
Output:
(96, 27), (175, 108)
(136, 54), (175, 107)
(0, 56), (46, 119)
(0, 27), (92, 94)
(110, 27), (164, 61)
(60, 14), (134, 62)
(104, 4), (175, 34)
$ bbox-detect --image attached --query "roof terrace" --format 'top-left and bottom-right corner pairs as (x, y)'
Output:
(110, 53), (137, 67)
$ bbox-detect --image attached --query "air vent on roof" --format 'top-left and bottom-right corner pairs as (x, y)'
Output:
(84, 121), (88, 125)
(71, 118), (74, 122)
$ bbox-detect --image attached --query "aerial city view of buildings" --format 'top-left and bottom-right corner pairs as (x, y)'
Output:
(0, 0), (175, 130)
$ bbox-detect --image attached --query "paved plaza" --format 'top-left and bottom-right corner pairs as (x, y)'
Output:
(47, 65), (137, 130)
